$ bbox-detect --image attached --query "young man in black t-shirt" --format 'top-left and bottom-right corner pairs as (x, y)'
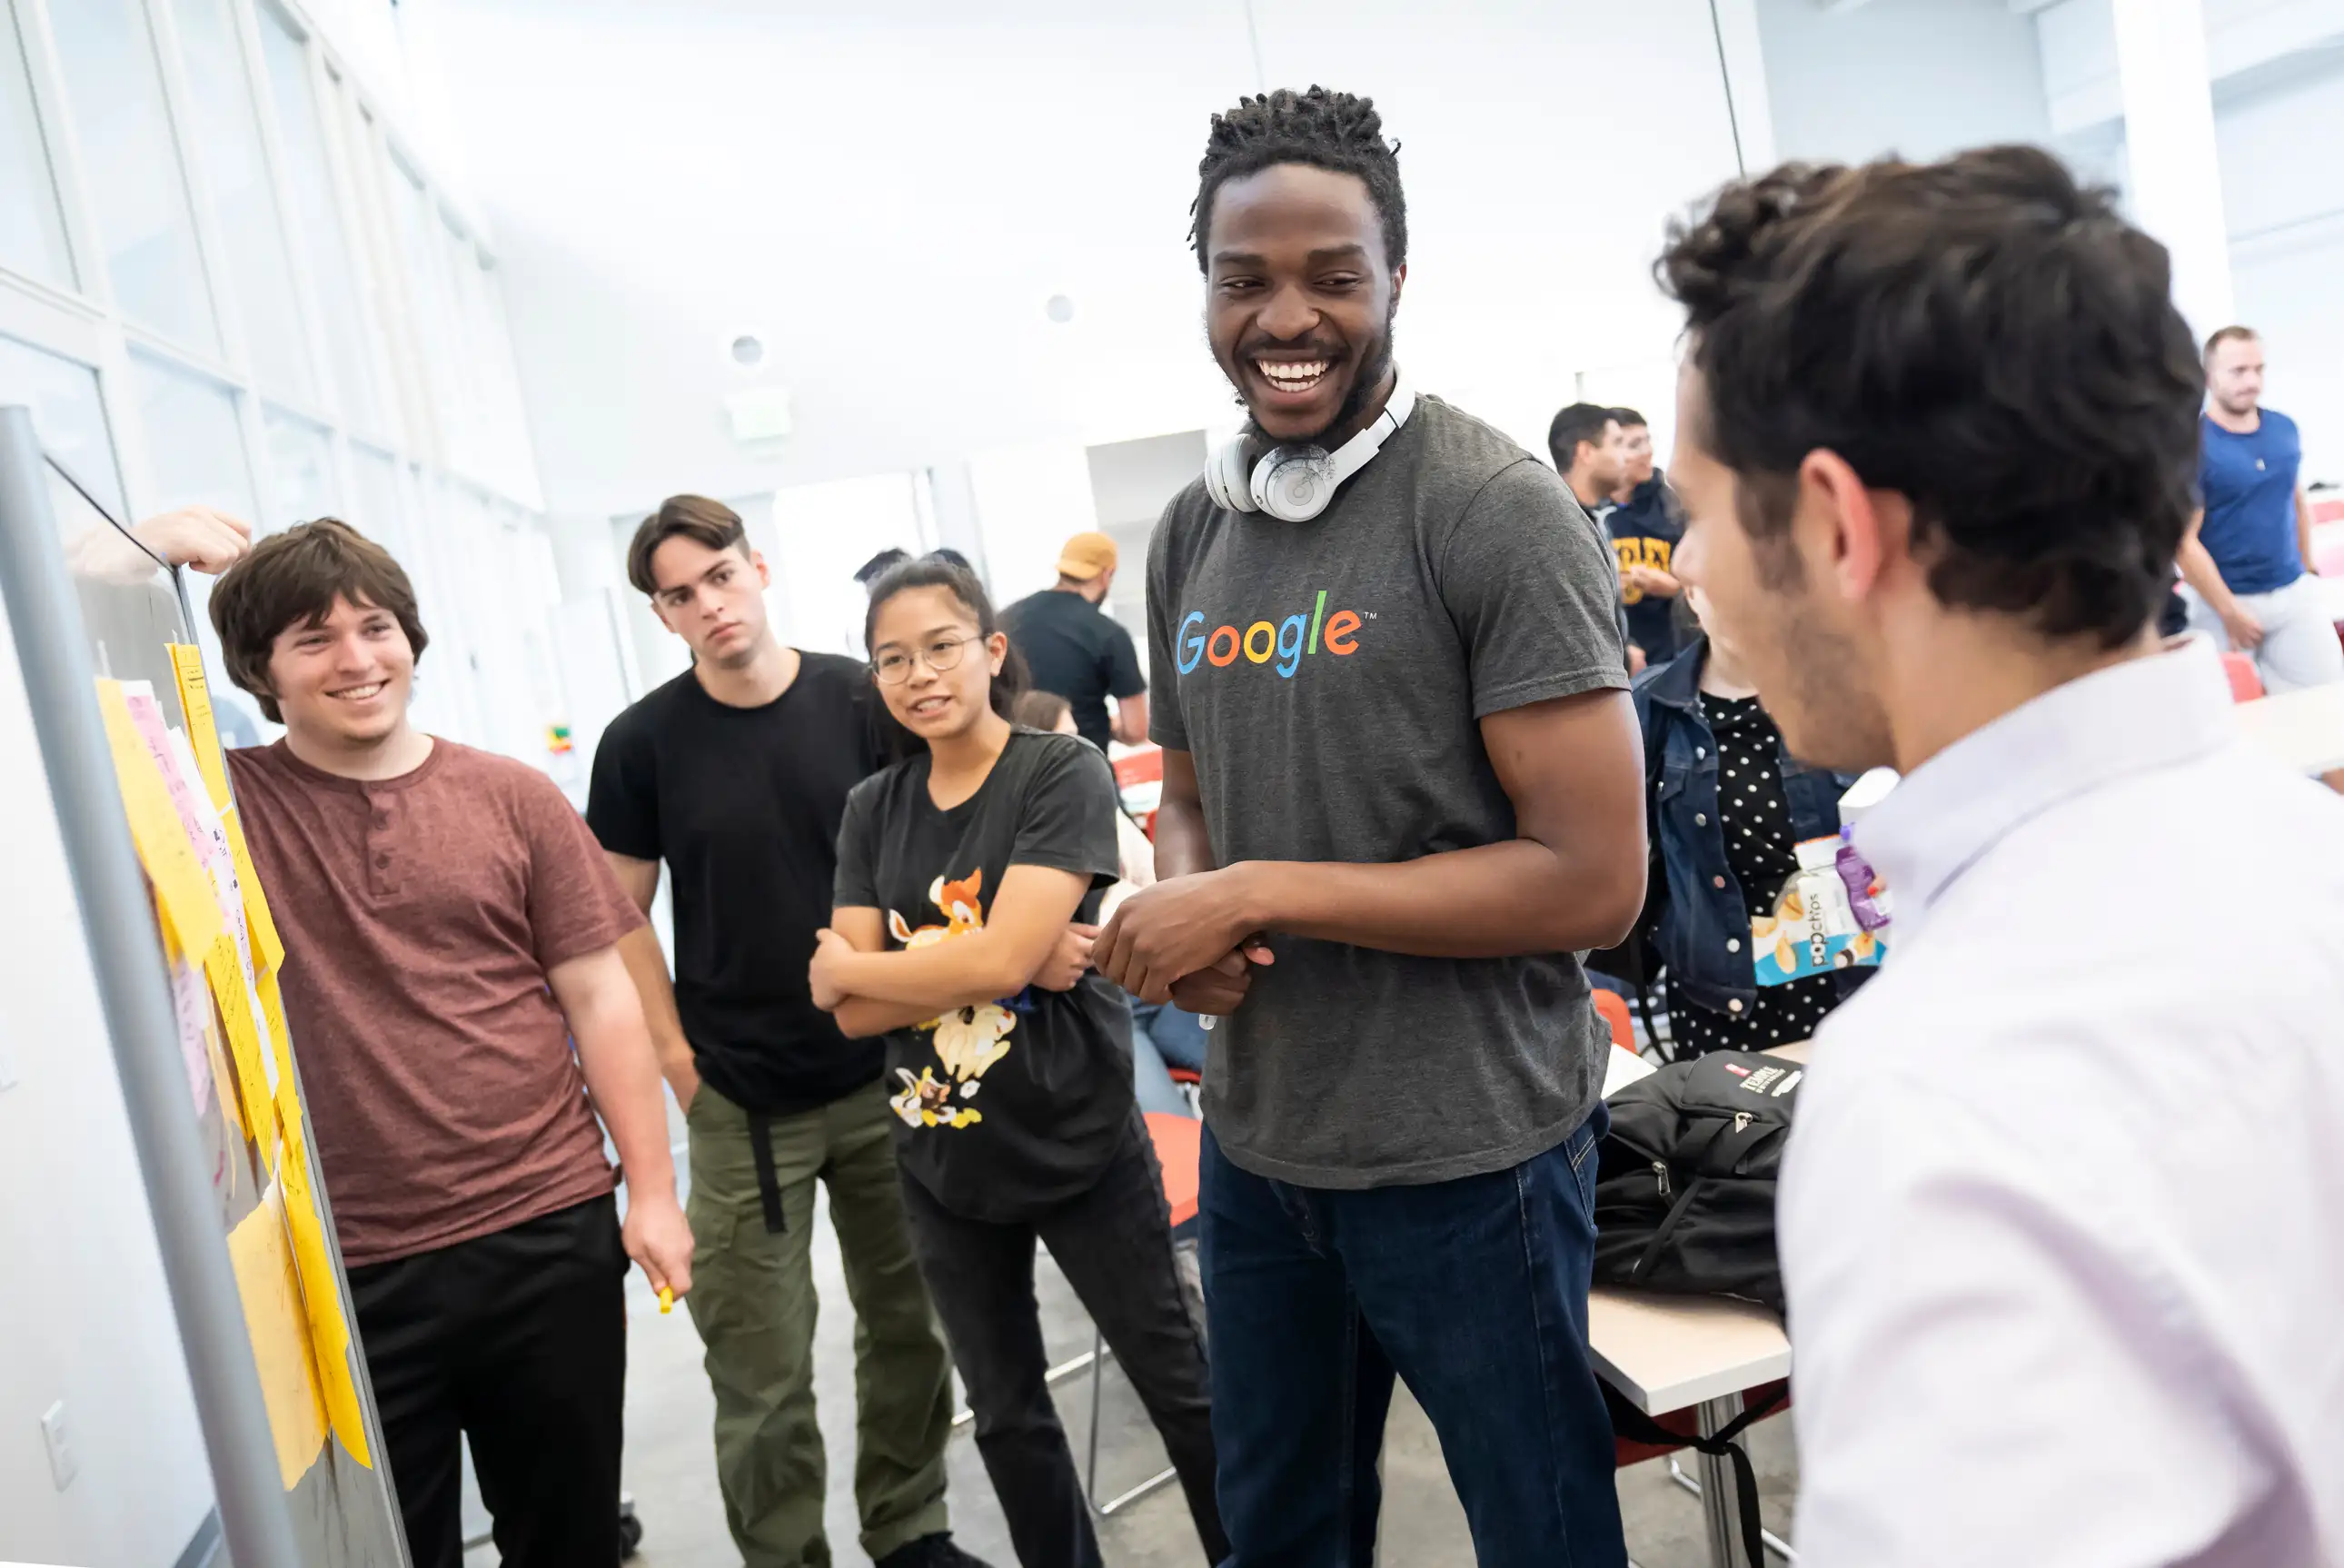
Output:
(587, 497), (990, 1568)
(999, 531), (1147, 751)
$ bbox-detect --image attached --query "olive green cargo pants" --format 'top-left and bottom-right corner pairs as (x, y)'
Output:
(684, 1082), (956, 1567)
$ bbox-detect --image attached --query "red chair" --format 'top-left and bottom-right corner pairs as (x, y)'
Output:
(1110, 744), (1164, 792)
(1614, 1378), (1792, 1466)
(1141, 1111), (1200, 1227)
(2222, 650), (2265, 703)
(1611, 1379), (1797, 1563)
(1085, 1112), (1201, 1513)
(1594, 987), (1637, 1053)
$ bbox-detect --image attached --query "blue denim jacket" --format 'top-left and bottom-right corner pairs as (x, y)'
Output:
(1630, 637), (1871, 1017)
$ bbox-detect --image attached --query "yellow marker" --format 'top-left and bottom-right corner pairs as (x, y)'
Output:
(658, 1287), (674, 1315)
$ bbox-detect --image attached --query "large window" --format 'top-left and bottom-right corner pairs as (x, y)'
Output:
(172, 0), (312, 398)
(129, 348), (268, 744)
(3, 0), (551, 771)
(387, 154), (463, 467)
(255, 3), (377, 431)
(45, 0), (219, 353)
(260, 403), (336, 529)
(0, 332), (124, 530)
(0, 1), (73, 289)
(131, 348), (255, 518)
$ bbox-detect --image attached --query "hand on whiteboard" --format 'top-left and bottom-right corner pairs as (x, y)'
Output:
(623, 1189), (694, 1303)
(132, 507), (253, 574)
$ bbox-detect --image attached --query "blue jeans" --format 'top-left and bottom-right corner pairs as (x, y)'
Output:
(1130, 1001), (1209, 1118)
(1198, 1110), (1625, 1568)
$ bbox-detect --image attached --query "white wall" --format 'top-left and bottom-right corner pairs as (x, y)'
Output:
(1755, 0), (2055, 165)
(2036, 0), (2344, 133)
(2029, 0), (2344, 478)
(2219, 53), (2344, 481)
(431, 0), (1747, 541)
(0, 606), (214, 1567)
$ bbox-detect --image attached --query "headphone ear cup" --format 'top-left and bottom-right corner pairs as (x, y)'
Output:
(1251, 447), (1335, 523)
(1205, 438), (1256, 513)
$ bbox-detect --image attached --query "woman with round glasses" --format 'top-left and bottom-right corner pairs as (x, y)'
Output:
(810, 558), (1224, 1568)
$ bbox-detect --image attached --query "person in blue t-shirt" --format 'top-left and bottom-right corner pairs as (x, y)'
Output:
(2178, 326), (2341, 692)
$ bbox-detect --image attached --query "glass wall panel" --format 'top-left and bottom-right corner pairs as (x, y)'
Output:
(255, 3), (378, 429)
(386, 155), (462, 466)
(129, 347), (268, 743)
(173, 0), (312, 397)
(46, 0), (219, 352)
(261, 403), (337, 529)
(0, 0), (73, 289)
(0, 331), (125, 521)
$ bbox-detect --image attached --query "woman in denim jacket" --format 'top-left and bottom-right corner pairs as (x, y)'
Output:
(1629, 590), (1871, 1056)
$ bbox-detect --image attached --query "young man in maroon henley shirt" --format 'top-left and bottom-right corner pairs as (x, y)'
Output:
(185, 514), (690, 1568)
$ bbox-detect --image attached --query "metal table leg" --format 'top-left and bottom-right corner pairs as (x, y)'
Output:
(1695, 1392), (1748, 1568)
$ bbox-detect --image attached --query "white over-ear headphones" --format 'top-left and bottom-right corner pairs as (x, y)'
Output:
(1203, 374), (1417, 522)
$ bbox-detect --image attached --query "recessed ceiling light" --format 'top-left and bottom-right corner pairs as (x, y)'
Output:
(1046, 294), (1075, 324)
(730, 333), (765, 367)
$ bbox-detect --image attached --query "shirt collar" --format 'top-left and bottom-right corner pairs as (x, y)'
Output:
(1854, 638), (2235, 922)
(1638, 634), (1710, 712)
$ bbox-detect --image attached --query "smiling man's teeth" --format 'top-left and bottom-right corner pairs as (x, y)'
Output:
(333, 682), (383, 700)
(1257, 359), (1329, 392)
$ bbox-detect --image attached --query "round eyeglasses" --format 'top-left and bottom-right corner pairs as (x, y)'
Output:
(872, 635), (983, 685)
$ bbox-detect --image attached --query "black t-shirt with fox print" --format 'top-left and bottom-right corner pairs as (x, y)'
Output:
(833, 728), (1136, 1222)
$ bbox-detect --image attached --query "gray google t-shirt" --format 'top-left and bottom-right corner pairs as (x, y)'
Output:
(1147, 392), (1629, 1188)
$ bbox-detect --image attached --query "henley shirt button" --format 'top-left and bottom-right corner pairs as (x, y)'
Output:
(1713, 875), (1728, 889)
(375, 853), (392, 869)
(1728, 998), (1744, 1014)
(372, 811), (391, 829)
(1727, 938), (1741, 953)
(1695, 813), (1708, 827)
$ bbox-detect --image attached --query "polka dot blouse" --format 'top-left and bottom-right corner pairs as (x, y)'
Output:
(1670, 692), (1835, 1057)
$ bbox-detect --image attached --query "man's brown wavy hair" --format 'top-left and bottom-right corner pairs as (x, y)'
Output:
(209, 518), (428, 722)
(1658, 144), (2202, 648)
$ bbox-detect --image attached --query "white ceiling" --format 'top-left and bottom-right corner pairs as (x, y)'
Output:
(432, 0), (1747, 515)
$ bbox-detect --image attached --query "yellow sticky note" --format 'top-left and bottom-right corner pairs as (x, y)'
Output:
(97, 680), (223, 959)
(168, 643), (233, 811)
(277, 1121), (373, 1469)
(225, 1176), (327, 1490)
(208, 1002), (244, 1142)
(207, 936), (275, 1169)
(224, 808), (286, 978)
(258, 969), (296, 1105)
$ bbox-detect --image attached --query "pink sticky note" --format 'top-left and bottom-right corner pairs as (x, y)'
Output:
(169, 958), (213, 1116)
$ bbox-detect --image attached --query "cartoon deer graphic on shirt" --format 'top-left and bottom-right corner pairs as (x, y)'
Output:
(886, 869), (1017, 1129)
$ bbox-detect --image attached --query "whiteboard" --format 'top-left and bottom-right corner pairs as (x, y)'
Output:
(0, 406), (407, 1567)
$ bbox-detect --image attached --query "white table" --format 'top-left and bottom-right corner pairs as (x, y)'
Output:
(1592, 1039), (1808, 1566)
(2233, 681), (2344, 776)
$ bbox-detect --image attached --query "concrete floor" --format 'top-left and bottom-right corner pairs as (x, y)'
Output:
(464, 1105), (1798, 1568)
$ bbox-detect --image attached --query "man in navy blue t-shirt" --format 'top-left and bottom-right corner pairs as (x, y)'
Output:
(2178, 326), (2341, 692)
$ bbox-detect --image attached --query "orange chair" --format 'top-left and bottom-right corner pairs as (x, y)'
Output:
(2222, 650), (2265, 703)
(1594, 987), (1637, 1053)
(1085, 1112), (1201, 1513)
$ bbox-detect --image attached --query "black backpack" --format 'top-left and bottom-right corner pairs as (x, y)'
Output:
(1594, 1049), (1803, 1308)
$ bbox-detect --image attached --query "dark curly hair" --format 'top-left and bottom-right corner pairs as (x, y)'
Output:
(1657, 144), (2202, 649)
(1190, 86), (1405, 273)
